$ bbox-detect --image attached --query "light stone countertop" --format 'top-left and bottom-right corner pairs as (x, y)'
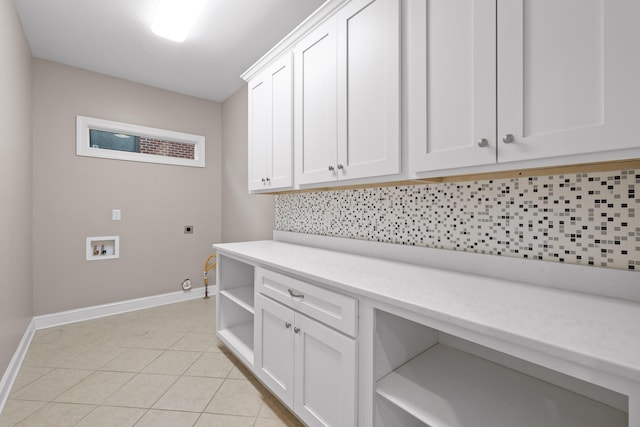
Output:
(213, 240), (640, 384)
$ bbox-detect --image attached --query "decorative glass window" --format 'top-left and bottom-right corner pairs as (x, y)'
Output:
(76, 116), (205, 167)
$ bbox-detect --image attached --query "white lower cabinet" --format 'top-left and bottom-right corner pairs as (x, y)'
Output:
(255, 293), (357, 427)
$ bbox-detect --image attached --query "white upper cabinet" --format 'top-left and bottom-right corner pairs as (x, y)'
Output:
(248, 53), (293, 192)
(295, 0), (401, 186)
(410, 0), (640, 174)
(409, 0), (497, 172)
(294, 17), (339, 185)
(498, 0), (640, 163)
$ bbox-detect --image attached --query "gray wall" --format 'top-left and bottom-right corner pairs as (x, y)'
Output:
(221, 84), (275, 243)
(32, 59), (222, 315)
(0, 0), (34, 377)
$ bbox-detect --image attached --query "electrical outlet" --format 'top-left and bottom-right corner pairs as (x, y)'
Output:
(184, 225), (194, 234)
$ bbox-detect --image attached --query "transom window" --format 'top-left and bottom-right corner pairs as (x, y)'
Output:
(76, 116), (205, 167)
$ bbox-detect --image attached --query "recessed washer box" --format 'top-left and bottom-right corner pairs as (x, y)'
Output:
(86, 236), (120, 261)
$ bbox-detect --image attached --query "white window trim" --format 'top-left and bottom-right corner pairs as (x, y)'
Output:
(76, 115), (205, 168)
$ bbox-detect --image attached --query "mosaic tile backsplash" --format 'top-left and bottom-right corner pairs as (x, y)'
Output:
(275, 169), (640, 271)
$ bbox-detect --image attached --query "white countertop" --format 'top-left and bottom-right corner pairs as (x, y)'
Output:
(213, 240), (640, 384)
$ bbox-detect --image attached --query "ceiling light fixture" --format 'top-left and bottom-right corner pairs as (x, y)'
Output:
(151, 0), (206, 43)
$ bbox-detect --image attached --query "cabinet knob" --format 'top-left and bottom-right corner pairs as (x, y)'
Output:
(502, 134), (515, 144)
(285, 322), (291, 329)
(477, 138), (489, 148)
(328, 165), (335, 172)
(337, 164), (344, 170)
(261, 178), (266, 183)
(294, 327), (300, 334)
(265, 177), (270, 183)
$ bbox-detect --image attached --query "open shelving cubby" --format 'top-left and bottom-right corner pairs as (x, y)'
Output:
(373, 308), (628, 427)
(216, 254), (255, 366)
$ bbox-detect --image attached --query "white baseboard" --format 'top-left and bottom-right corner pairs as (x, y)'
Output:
(33, 285), (218, 330)
(0, 319), (36, 414)
(0, 285), (217, 414)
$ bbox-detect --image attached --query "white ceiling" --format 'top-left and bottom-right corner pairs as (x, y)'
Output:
(14, 0), (325, 102)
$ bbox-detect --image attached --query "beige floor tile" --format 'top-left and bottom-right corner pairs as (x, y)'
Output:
(10, 368), (93, 402)
(193, 413), (255, 427)
(184, 352), (234, 378)
(97, 330), (145, 348)
(171, 333), (219, 352)
(73, 405), (146, 427)
(58, 345), (127, 370)
(21, 343), (84, 368)
(10, 367), (54, 392)
(205, 379), (265, 417)
(151, 317), (202, 333)
(141, 350), (201, 375)
(206, 344), (227, 353)
(30, 326), (102, 346)
(134, 409), (200, 427)
(153, 376), (223, 412)
(98, 348), (163, 372)
(257, 396), (299, 422)
(191, 322), (217, 335)
(134, 331), (186, 350)
(253, 417), (304, 427)
(54, 371), (134, 405)
(0, 400), (46, 427)
(102, 373), (178, 408)
(226, 361), (257, 381)
(15, 402), (94, 427)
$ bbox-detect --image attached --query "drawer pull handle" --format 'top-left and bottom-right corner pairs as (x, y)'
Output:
(288, 289), (304, 299)
(294, 327), (300, 334)
(285, 322), (291, 329)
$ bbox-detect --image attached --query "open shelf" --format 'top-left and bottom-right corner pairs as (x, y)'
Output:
(376, 343), (626, 427)
(216, 254), (256, 367)
(218, 322), (254, 365)
(220, 285), (254, 314)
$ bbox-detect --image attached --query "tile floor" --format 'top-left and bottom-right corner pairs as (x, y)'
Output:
(0, 298), (304, 427)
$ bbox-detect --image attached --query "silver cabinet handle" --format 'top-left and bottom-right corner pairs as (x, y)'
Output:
(288, 289), (304, 298)
(328, 165), (335, 171)
(477, 138), (489, 148)
(294, 327), (300, 334)
(337, 164), (344, 170)
(285, 322), (291, 329)
(502, 134), (515, 144)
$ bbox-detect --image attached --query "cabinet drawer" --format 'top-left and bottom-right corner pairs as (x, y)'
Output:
(255, 267), (357, 337)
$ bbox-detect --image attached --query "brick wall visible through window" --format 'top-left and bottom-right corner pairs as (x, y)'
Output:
(139, 137), (195, 160)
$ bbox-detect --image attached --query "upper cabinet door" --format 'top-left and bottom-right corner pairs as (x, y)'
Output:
(409, 0), (497, 172)
(248, 74), (272, 191)
(498, 0), (640, 163)
(269, 54), (294, 190)
(336, 0), (401, 180)
(294, 18), (339, 186)
(247, 53), (293, 192)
